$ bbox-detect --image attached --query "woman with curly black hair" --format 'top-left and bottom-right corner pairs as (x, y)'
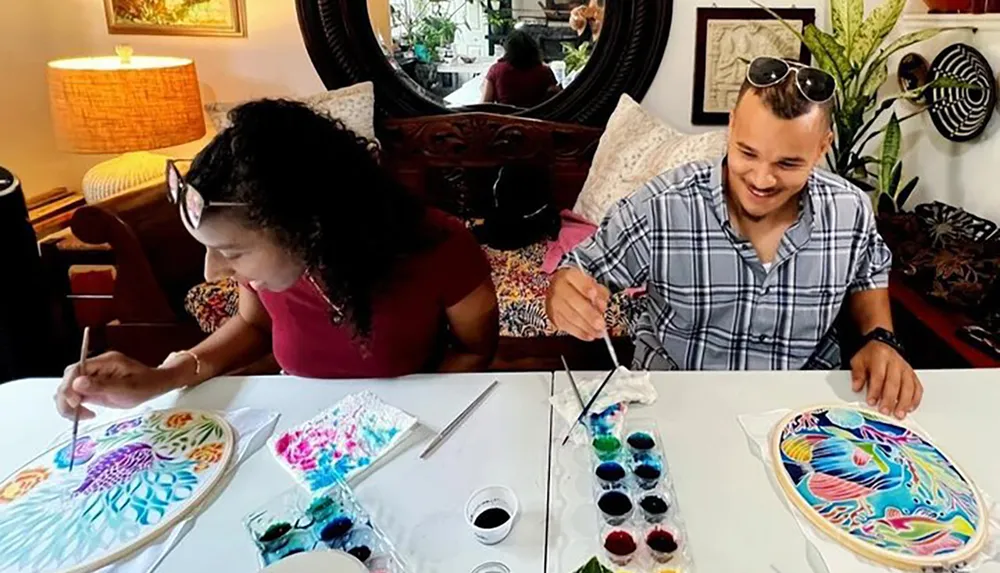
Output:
(55, 99), (499, 419)
(482, 30), (560, 108)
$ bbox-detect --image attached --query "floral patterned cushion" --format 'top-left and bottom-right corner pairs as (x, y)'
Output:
(184, 244), (645, 338)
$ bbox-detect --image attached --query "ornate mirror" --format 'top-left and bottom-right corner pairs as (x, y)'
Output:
(296, 0), (673, 126)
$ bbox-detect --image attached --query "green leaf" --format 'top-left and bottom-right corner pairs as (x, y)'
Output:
(850, 0), (906, 65)
(831, 0), (865, 53)
(896, 175), (919, 208)
(879, 112), (901, 196)
(574, 557), (614, 573)
(804, 24), (852, 84)
(887, 162), (902, 196)
(861, 61), (888, 101)
(873, 28), (944, 65)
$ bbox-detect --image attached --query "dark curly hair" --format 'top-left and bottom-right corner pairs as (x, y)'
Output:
(503, 30), (543, 70)
(186, 99), (437, 337)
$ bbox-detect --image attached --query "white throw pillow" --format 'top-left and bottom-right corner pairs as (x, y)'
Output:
(573, 94), (728, 225)
(204, 81), (377, 142)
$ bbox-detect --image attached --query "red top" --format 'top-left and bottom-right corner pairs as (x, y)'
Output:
(486, 60), (557, 108)
(254, 209), (491, 379)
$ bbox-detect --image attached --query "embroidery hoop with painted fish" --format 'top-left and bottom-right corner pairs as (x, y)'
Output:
(0, 409), (234, 573)
(770, 405), (988, 571)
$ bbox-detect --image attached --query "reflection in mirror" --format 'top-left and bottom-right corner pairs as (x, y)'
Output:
(371, 0), (606, 109)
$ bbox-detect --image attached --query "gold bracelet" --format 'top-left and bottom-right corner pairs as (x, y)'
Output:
(164, 350), (201, 376)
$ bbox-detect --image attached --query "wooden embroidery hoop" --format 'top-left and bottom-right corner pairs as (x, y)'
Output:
(770, 405), (989, 571)
(0, 408), (235, 573)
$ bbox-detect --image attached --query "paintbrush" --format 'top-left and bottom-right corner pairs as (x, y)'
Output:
(560, 354), (586, 411)
(68, 327), (90, 474)
(571, 252), (620, 369)
(560, 367), (617, 447)
(420, 380), (499, 460)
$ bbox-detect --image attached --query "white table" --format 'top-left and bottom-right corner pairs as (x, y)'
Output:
(547, 369), (1000, 573)
(0, 373), (553, 573)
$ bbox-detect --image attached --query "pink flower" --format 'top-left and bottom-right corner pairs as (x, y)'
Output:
(283, 440), (318, 472)
(273, 431), (302, 456)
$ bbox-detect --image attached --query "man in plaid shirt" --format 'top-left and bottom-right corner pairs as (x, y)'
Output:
(546, 58), (922, 419)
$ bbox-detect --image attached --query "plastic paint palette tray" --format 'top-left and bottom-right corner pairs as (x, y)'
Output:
(589, 420), (696, 572)
(244, 477), (408, 572)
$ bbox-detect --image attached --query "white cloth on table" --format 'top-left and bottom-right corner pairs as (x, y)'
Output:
(550, 366), (657, 445)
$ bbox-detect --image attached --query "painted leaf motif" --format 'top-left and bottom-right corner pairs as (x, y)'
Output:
(804, 25), (851, 83)
(880, 113), (901, 196)
(850, 0), (906, 65)
(831, 0), (864, 53)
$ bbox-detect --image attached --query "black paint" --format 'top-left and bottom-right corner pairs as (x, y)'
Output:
(348, 545), (372, 563)
(640, 495), (669, 515)
(634, 463), (661, 480)
(595, 461), (626, 482)
(598, 491), (633, 516)
(319, 516), (354, 542)
(259, 522), (291, 543)
(474, 507), (511, 529)
(627, 432), (656, 451)
(646, 529), (679, 553)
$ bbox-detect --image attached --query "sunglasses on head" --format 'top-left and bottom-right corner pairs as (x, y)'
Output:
(165, 159), (246, 229)
(746, 56), (836, 104)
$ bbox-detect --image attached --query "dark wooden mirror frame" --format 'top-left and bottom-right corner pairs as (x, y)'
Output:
(295, 0), (673, 127)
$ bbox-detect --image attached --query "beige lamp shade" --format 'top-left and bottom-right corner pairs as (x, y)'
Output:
(47, 55), (206, 154)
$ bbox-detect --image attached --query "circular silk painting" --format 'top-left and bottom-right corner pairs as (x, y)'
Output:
(772, 406), (986, 570)
(0, 409), (233, 573)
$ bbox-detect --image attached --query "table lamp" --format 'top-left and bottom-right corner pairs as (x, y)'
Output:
(47, 45), (206, 204)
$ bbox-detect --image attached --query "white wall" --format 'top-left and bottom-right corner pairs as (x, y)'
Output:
(3, 0), (323, 197)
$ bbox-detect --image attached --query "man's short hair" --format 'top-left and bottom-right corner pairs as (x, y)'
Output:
(737, 75), (834, 129)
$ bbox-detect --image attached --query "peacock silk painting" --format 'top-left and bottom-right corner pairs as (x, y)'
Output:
(772, 406), (987, 570)
(0, 410), (233, 573)
(104, 0), (246, 37)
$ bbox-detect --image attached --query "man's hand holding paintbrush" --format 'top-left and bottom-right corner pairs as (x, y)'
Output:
(546, 265), (612, 342)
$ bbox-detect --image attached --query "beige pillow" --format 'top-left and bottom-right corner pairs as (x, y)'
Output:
(573, 94), (728, 224)
(204, 81), (377, 142)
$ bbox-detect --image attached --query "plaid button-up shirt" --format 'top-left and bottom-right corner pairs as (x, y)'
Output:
(567, 158), (892, 370)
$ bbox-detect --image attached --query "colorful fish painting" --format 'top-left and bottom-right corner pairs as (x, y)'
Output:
(774, 406), (986, 569)
(0, 410), (233, 573)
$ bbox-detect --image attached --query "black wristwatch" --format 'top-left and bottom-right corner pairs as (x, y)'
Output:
(860, 327), (905, 358)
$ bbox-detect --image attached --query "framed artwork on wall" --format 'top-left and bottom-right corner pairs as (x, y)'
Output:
(103, 0), (247, 37)
(692, 7), (815, 125)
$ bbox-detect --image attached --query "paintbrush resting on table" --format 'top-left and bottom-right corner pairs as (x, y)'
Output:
(420, 379), (499, 460)
(572, 252), (620, 369)
(68, 326), (90, 474)
(560, 368), (617, 446)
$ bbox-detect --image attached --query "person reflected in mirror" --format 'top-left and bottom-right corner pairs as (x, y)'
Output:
(55, 99), (499, 420)
(482, 30), (561, 108)
(545, 57), (922, 419)
(569, 0), (605, 43)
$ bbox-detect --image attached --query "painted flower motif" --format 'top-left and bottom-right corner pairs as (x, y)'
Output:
(165, 412), (194, 429)
(53, 436), (97, 470)
(283, 439), (319, 472)
(106, 417), (143, 436)
(0, 468), (50, 503)
(188, 442), (225, 472)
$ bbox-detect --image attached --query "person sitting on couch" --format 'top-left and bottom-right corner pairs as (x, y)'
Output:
(545, 57), (923, 419)
(55, 99), (499, 420)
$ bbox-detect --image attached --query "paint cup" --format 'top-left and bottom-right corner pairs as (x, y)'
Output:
(632, 455), (663, 490)
(470, 562), (511, 573)
(638, 491), (671, 524)
(602, 527), (637, 566)
(465, 485), (519, 545)
(645, 524), (681, 563)
(342, 526), (383, 564)
(594, 461), (627, 490)
(597, 490), (633, 526)
(626, 431), (656, 455)
(592, 434), (622, 461)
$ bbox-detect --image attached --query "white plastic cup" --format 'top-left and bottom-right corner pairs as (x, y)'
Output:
(465, 485), (519, 545)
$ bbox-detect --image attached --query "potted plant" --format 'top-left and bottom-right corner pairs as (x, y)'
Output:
(760, 0), (966, 213)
